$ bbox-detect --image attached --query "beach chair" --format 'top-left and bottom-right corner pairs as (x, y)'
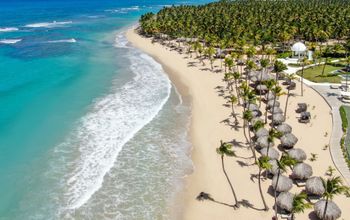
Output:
(299, 112), (311, 123)
(329, 85), (339, 89)
(296, 103), (307, 113)
(307, 194), (321, 204)
(294, 179), (306, 187)
(279, 210), (292, 220)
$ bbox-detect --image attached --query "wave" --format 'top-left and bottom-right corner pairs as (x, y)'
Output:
(50, 37), (171, 211)
(47, 38), (77, 43)
(0, 27), (19, 32)
(24, 21), (73, 28)
(0, 39), (22, 44)
(105, 6), (140, 13)
(114, 32), (129, 48)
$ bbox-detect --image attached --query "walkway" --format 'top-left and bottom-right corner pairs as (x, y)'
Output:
(280, 59), (350, 185)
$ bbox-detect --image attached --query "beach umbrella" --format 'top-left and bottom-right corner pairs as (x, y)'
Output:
(249, 71), (259, 79)
(306, 176), (325, 196)
(257, 136), (273, 148)
(252, 110), (262, 118)
(251, 117), (263, 126)
(292, 162), (313, 180)
(256, 127), (269, 137)
(251, 76), (258, 83)
(270, 107), (283, 114)
(281, 133), (298, 149)
(272, 175), (293, 192)
(277, 192), (293, 212)
(256, 84), (268, 92)
(248, 104), (259, 111)
(277, 123), (292, 134)
(267, 93), (276, 101)
(272, 113), (286, 125)
(268, 159), (281, 176)
(314, 199), (341, 220)
(260, 147), (280, 160)
(267, 100), (280, 109)
(288, 148), (306, 161)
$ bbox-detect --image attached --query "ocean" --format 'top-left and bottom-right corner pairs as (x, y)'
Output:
(0, 0), (210, 219)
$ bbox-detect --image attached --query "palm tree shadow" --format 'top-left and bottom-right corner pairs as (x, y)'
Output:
(237, 160), (255, 167)
(196, 192), (235, 208)
(308, 211), (319, 220)
(238, 199), (266, 211)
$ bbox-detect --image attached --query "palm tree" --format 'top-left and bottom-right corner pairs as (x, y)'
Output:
(228, 95), (239, 124)
(274, 154), (298, 219)
(224, 56), (233, 73)
(257, 156), (272, 211)
(206, 46), (216, 70)
(264, 79), (277, 123)
(284, 74), (297, 117)
(273, 60), (287, 84)
(271, 85), (285, 126)
(243, 109), (257, 163)
(216, 140), (239, 208)
(233, 71), (241, 105)
(299, 57), (309, 97)
(290, 192), (312, 220)
(320, 176), (350, 219)
(259, 59), (270, 107)
(321, 57), (331, 76)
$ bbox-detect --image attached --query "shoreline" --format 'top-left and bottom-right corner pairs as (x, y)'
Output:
(126, 28), (350, 219)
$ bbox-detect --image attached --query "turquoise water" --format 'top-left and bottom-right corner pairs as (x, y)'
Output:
(0, 0), (211, 219)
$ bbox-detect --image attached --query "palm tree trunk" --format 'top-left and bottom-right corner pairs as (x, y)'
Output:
(258, 166), (269, 211)
(259, 70), (264, 107)
(301, 67), (304, 97)
(265, 91), (269, 124)
(234, 79), (241, 105)
(323, 198), (329, 220)
(247, 124), (257, 163)
(271, 96), (277, 127)
(221, 155), (239, 207)
(284, 88), (290, 117)
(231, 103), (238, 124)
(274, 169), (281, 220)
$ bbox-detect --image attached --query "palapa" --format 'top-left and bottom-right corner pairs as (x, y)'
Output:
(314, 199), (341, 220)
(272, 113), (285, 125)
(276, 123), (292, 134)
(306, 176), (325, 196)
(292, 162), (313, 180)
(277, 191), (293, 212)
(272, 175), (293, 192)
(260, 147), (280, 160)
(288, 148), (306, 161)
(280, 133), (298, 149)
(255, 127), (269, 137)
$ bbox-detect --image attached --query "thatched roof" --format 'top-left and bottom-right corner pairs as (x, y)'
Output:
(260, 147), (280, 160)
(276, 123), (292, 134)
(267, 100), (280, 108)
(252, 110), (262, 118)
(257, 136), (274, 148)
(292, 162), (313, 180)
(251, 117), (263, 126)
(270, 107), (283, 114)
(272, 175), (293, 192)
(267, 93), (276, 101)
(256, 127), (269, 137)
(280, 133), (298, 149)
(314, 199), (341, 220)
(268, 159), (279, 175)
(306, 176), (325, 196)
(288, 148), (307, 161)
(277, 192), (293, 212)
(272, 113), (286, 125)
(256, 84), (268, 91)
(248, 104), (259, 111)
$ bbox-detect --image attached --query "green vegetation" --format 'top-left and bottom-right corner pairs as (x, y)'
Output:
(140, 0), (350, 46)
(339, 106), (350, 169)
(297, 65), (342, 83)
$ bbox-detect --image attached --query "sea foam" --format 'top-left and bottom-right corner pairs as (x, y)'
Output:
(25, 21), (73, 28)
(0, 27), (19, 32)
(53, 35), (171, 211)
(47, 38), (77, 43)
(0, 39), (22, 44)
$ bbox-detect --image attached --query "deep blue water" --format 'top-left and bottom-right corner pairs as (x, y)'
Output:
(0, 0), (212, 219)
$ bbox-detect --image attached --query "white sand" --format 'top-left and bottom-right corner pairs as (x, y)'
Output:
(126, 28), (350, 220)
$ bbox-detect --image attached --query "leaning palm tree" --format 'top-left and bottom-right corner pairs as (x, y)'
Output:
(233, 71), (241, 105)
(259, 59), (270, 106)
(243, 109), (257, 162)
(257, 156), (272, 211)
(271, 85), (285, 126)
(206, 46), (216, 70)
(264, 79), (277, 123)
(284, 74), (297, 117)
(273, 60), (287, 83)
(274, 154), (298, 219)
(290, 192), (312, 220)
(228, 95), (239, 124)
(319, 176), (349, 219)
(216, 140), (239, 208)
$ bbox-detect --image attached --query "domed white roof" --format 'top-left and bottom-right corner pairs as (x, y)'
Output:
(291, 42), (307, 52)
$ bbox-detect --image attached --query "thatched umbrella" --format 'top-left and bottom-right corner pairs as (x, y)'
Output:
(272, 175), (293, 192)
(267, 93), (276, 101)
(252, 110), (262, 118)
(267, 100), (280, 109)
(306, 176), (325, 196)
(257, 136), (274, 148)
(251, 117), (263, 126)
(288, 148), (307, 161)
(248, 104), (259, 111)
(276, 123), (292, 134)
(251, 76), (258, 83)
(270, 107), (283, 114)
(268, 159), (280, 176)
(280, 133), (298, 149)
(292, 162), (313, 180)
(260, 147), (280, 160)
(277, 191), (293, 212)
(272, 113), (286, 125)
(255, 127), (269, 137)
(314, 199), (341, 220)
(256, 84), (268, 92)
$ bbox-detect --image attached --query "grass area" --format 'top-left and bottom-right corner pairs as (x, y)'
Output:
(339, 106), (350, 169)
(297, 64), (342, 83)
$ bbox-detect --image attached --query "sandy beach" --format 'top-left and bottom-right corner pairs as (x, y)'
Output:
(126, 28), (350, 220)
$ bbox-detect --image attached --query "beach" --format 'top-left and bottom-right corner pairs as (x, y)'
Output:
(126, 28), (350, 220)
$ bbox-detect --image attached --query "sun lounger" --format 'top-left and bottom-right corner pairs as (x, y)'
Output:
(296, 103), (307, 113)
(294, 179), (306, 187)
(299, 112), (311, 123)
(329, 85), (339, 89)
